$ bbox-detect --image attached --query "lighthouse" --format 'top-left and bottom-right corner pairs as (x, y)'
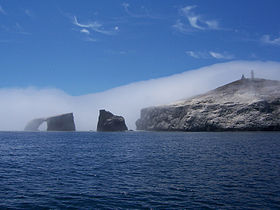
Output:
(251, 70), (255, 80)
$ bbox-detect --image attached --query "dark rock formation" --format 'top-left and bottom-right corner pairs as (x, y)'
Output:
(136, 78), (280, 131)
(97, 109), (128, 132)
(46, 113), (76, 131)
(24, 113), (76, 131)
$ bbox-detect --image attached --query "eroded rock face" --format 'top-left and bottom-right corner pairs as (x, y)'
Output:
(136, 79), (280, 131)
(97, 109), (128, 132)
(24, 113), (76, 131)
(46, 113), (76, 131)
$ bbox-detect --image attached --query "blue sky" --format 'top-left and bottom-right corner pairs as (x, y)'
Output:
(1, 0), (280, 95)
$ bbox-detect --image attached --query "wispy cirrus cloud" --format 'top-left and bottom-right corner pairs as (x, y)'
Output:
(24, 9), (34, 18)
(72, 16), (119, 42)
(0, 5), (6, 15)
(1, 22), (30, 35)
(261, 34), (280, 46)
(209, 51), (234, 59)
(15, 22), (31, 35)
(122, 2), (147, 18)
(186, 50), (234, 60)
(85, 37), (97, 42)
(186, 51), (207, 59)
(173, 5), (219, 33)
(122, 2), (162, 19)
(122, 3), (131, 14)
(73, 16), (118, 36)
(80, 28), (90, 35)
(172, 19), (193, 34)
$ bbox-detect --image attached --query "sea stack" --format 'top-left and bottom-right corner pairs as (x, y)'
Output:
(24, 113), (76, 131)
(136, 78), (280, 131)
(46, 113), (76, 131)
(97, 109), (128, 132)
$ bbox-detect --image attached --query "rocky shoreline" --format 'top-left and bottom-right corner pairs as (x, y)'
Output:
(136, 78), (280, 131)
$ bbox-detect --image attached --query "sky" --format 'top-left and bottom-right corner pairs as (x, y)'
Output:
(1, 1), (280, 131)
(1, 0), (280, 95)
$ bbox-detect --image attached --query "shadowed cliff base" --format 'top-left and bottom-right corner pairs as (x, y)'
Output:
(136, 78), (280, 131)
(24, 113), (76, 131)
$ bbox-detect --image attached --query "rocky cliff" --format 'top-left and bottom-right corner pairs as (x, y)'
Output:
(24, 113), (76, 131)
(97, 109), (128, 132)
(46, 113), (76, 131)
(136, 78), (280, 131)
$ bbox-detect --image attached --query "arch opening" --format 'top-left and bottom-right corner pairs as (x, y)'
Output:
(38, 121), (47, 131)
(24, 118), (46, 131)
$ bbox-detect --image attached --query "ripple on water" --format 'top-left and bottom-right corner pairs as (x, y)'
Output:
(0, 131), (279, 209)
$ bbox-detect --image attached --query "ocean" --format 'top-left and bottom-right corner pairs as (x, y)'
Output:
(0, 131), (279, 209)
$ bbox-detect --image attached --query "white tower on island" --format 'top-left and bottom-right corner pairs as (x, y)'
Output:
(251, 70), (255, 80)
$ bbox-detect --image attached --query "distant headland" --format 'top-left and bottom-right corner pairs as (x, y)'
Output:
(136, 76), (280, 131)
(24, 75), (280, 132)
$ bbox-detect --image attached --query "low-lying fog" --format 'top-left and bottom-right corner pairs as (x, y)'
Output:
(1, 60), (280, 131)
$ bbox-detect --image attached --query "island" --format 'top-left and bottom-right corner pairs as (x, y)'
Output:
(24, 113), (76, 131)
(97, 109), (128, 132)
(136, 77), (280, 131)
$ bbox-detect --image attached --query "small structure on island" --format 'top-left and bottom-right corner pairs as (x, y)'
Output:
(97, 109), (128, 132)
(251, 70), (255, 80)
(24, 113), (76, 131)
(241, 74), (246, 80)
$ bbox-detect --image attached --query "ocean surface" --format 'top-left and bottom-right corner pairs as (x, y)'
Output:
(0, 131), (279, 209)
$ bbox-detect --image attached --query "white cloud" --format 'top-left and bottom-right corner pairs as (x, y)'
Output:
(0, 61), (279, 131)
(24, 9), (33, 17)
(121, 2), (160, 19)
(122, 2), (130, 11)
(205, 20), (219, 29)
(186, 50), (234, 60)
(105, 49), (128, 55)
(186, 51), (205, 59)
(0, 5), (6, 15)
(14, 22), (31, 35)
(85, 37), (97, 42)
(80, 28), (90, 35)
(172, 19), (193, 34)
(261, 34), (280, 46)
(73, 16), (115, 35)
(174, 5), (219, 33)
(209, 51), (234, 59)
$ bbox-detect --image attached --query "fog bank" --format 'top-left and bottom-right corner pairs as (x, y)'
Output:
(1, 60), (280, 131)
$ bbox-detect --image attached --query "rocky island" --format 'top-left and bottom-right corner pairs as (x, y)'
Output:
(24, 113), (76, 131)
(97, 109), (128, 132)
(136, 77), (280, 131)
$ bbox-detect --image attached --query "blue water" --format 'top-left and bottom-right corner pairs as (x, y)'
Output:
(0, 132), (279, 209)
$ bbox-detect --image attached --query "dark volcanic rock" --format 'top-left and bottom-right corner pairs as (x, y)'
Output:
(24, 113), (76, 131)
(47, 113), (76, 131)
(136, 78), (280, 131)
(97, 109), (128, 132)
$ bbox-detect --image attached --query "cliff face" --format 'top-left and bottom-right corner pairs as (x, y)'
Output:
(24, 113), (76, 131)
(136, 78), (280, 131)
(46, 113), (76, 131)
(97, 110), (128, 132)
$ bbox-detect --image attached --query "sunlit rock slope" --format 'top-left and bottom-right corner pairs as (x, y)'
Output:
(136, 78), (280, 131)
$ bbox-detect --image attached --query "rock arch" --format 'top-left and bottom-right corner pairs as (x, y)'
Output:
(24, 113), (76, 131)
